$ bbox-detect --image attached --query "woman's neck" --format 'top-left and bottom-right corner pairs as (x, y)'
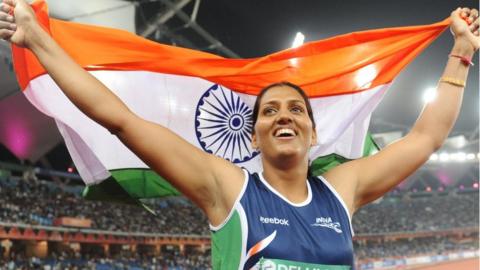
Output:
(261, 157), (309, 204)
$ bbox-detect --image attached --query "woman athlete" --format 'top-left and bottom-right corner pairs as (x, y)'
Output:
(0, 0), (478, 268)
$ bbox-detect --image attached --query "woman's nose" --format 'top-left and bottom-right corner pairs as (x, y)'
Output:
(276, 109), (293, 124)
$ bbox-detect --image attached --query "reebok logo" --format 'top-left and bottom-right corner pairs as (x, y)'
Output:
(260, 216), (289, 226)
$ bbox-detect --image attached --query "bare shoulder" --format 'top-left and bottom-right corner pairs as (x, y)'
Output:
(321, 161), (358, 216)
(207, 155), (247, 226)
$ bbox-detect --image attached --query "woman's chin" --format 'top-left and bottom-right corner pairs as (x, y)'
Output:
(273, 146), (305, 159)
(259, 143), (309, 163)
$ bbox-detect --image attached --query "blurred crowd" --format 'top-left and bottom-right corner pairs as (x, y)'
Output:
(354, 233), (479, 260)
(0, 176), (478, 269)
(1, 177), (478, 236)
(352, 192), (479, 234)
(0, 177), (209, 235)
(0, 249), (210, 270)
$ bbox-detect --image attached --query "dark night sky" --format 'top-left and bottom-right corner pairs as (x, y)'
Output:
(188, 0), (479, 134)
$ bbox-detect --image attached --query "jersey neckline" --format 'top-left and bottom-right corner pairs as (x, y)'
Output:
(258, 172), (312, 207)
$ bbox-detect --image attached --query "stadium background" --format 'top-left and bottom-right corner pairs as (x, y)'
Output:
(0, 0), (478, 269)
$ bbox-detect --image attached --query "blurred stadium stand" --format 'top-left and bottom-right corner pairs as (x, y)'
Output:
(0, 161), (478, 269)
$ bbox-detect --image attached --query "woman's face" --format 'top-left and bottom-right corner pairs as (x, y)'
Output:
(252, 85), (317, 161)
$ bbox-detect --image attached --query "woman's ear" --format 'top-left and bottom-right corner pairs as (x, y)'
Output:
(251, 132), (258, 150)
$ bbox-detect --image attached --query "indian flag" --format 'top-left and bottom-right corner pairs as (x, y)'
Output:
(12, 1), (449, 205)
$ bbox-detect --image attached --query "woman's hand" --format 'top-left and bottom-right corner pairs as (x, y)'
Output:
(450, 7), (479, 53)
(0, 0), (37, 48)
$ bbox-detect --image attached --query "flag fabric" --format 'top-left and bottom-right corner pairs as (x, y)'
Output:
(12, 1), (450, 203)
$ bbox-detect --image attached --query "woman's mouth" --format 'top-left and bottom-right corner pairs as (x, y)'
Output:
(274, 128), (296, 138)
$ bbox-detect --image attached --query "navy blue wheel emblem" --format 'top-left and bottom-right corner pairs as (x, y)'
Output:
(195, 85), (259, 163)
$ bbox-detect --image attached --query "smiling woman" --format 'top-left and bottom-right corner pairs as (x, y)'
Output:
(251, 84), (316, 181)
(212, 82), (358, 269)
(0, 0), (479, 268)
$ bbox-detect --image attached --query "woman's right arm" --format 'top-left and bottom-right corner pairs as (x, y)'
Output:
(0, 0), (244, 224)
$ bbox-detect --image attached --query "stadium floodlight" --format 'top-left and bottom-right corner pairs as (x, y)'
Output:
(473, 183), (479, 189)
(430, 152), (477, 162)
(445, 135), (467, 149)
(454, 152), (466, 162)
(439, 152), (449, 162)
(291, 32), (305, 48)
(466, 153), (476, 160)
(423, 87), (437, 103)
(289, 32), (305, 66)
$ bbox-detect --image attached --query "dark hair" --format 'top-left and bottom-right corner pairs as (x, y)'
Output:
(251, 81), (316, 134)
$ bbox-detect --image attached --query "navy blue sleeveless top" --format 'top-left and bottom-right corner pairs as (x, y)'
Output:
(210, 170), (355, 270)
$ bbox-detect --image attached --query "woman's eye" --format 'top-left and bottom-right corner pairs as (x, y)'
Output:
(263, 107), (277, 115)
(291, 106), (304, 113)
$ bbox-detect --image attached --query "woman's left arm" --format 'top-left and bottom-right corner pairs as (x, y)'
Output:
(326, 7), (479, 213)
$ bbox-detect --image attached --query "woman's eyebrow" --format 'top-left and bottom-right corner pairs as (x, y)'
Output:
(261, 100), (280, 106)
(289, 99), (306, 104)
(262, 99), (305, 105)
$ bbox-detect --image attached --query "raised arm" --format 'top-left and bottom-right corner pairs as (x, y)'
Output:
(325, 7), (479, 214)
(0, 0), (244, 224)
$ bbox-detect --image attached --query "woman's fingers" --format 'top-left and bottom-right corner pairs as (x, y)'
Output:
(0, 20), (15, 29)
(0, 11), (14, 22)
(0, 2), (12, 13)
(0, 28), (14, 39)
(467, 9), (478, 25)
(470, 18), (479, 32)
(453, 8), (479, 35)
(0, 9), (15, 41)
(3, 0), (17, 6)
(460, 7), (471, 17)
